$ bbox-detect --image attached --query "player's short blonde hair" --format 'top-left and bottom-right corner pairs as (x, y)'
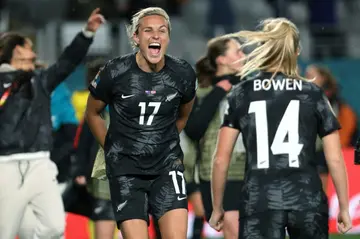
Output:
(231, 18), (304, 80)
(126, 7), (171, 49)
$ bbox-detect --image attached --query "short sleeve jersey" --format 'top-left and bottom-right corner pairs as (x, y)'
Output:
(222, 72), (341, 216)
(89, 53), (197, 176)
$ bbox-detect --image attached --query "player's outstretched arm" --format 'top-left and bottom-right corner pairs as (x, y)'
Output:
(176, 97), (195, 133)
(323, 131), (352, 234)
(209, 126), (239, 231)
(85, 94), (107, 148)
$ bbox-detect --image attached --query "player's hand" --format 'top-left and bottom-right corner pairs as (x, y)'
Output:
(216, 80), (232, 92)
(337, 209), (352, 234)
(85, 8), (106, 32)
(209, 208), (224, 232)
(75, 176), (87, 185)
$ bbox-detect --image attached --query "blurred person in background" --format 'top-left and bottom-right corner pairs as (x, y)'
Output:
(72, 59), (119, 239)
(307, 0), (346, 59)
(305, 65), (357, 191)
(0, 8), (104, 239)
(184, 35), (246, 239)
(206, 0), (235, 38)
(179, 131), (205, 239)
(86, 7), (196, 239)
(51, 82), (79, 184)
(72, 81), (91, 121)
(210, 18), (351, 238)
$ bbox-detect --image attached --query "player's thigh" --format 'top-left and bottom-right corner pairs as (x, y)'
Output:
(239, 210), (287, 239)
(158, 208), (188, 239)
(149, 171), (188, 238)
(108, 175), (149, 233)
(94, 220), (117, 239)
(287, 210), (328, 239)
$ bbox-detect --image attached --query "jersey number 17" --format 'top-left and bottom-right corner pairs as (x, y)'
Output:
(249, 100), (303, 169)
(138, 102), (161, 125)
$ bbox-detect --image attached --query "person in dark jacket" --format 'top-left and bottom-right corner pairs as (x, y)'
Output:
(0, 8), (104, 239)
(185, 35), (246, 239)
(72, 59), (118, 239)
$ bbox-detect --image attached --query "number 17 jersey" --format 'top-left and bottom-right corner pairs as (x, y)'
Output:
(89, 53), (197, 177)
(222, 72), (340, 217)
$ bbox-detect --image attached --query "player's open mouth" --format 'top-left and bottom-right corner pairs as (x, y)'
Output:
(148, 43), (161, 56)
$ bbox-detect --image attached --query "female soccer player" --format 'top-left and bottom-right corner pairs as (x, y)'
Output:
(86, 7), (197, 239)
(209, 18), (352, 239)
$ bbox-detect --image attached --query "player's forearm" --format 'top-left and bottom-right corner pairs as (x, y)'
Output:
(327, 159), (349, 210)
(211, 156), (230, 210)
(85, 112), (107, 148)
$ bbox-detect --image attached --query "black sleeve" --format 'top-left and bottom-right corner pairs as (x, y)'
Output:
(316, 92), (341, 138)
(181, 64), (197, 104)
(221, 88), (242, 130)
(184, 87), (227, 141)
(42, 32), (93, 94)
(88, 64), (113, 104)
(73, 121), (97, 177)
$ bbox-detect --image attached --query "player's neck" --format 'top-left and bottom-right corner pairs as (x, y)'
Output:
(215, 67), (235, 77)
(136, 52), (165, 73)
(265, 67), (285, 74)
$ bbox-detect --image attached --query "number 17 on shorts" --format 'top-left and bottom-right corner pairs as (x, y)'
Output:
(169, 171), (187, 200)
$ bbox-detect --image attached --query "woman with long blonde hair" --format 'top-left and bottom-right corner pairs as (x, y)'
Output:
(209, 18), (352, 239)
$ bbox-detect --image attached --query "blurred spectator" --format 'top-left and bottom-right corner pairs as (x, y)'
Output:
(206, 0), (235, 38)
(0, 9), (104, 239)
(72, 86), (89, 121)
(185, 36), (246, 238)
(306, 65), (357, 147)
(266, 0), (289, 17)
(306, 64), (357, 192)
(51, 82), (79, 183)
(307, 0), (346, 59)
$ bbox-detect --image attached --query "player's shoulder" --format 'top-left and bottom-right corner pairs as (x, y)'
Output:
(165, 55), (195, 75)
(294, 77), (325, 100)
(227, 79), (248, 103)
(101, 53), (135, 77)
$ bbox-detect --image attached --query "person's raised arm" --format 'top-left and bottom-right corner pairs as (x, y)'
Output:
(42, 8), (105, 93)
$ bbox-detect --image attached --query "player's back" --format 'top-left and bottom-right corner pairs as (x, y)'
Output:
(228, 71), (340, 216)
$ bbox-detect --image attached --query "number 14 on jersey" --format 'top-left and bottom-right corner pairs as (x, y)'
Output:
(249, 100), (303, 169)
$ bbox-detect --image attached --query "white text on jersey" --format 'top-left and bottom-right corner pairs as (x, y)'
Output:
(253, 78), (303, 91)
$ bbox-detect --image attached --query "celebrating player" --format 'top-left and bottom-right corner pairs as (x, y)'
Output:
(85, 7), (197, 239)
(209, 18), (352, 239)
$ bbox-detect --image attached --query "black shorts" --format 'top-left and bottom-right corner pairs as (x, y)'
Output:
(186, 182), (200, 196)
(90, 197), (115, 221)
(109, 170), (188, 226)
(239, 209), (329, 239)
(200, 180), (243, 221)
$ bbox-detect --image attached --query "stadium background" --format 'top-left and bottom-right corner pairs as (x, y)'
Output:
(3, 0), (360, 238)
